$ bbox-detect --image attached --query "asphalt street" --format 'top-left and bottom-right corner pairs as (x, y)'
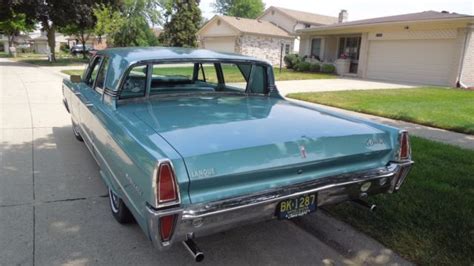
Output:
(0, 58), (411, 266)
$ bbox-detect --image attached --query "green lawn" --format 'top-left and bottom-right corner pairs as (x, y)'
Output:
(325, 137), (474, 265)
(14, 56), (89, 66)
(61, 66), (336, 82)
(288, 87), (474, 134)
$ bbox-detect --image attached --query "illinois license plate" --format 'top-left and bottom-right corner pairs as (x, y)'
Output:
(276, 193), (317, 219)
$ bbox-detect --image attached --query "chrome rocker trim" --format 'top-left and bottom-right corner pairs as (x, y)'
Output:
(146, 161), (413, 249)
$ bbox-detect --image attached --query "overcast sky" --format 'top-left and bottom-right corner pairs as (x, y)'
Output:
(199, 0), (473, 21)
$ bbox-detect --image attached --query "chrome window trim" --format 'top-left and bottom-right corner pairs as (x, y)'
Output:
(115, 59), (274, 101)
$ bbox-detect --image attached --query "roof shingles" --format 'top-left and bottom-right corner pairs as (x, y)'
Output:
(217, 15), (293, 38)
(269, 6), (338, 25)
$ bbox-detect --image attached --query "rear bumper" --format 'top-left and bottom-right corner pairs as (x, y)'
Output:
(145, 161), (413, 249)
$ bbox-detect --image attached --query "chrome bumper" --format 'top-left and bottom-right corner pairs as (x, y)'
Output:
(145, 161), (413, 249)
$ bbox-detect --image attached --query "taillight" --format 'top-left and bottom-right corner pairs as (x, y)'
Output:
(398, 131), (411, 160)
(159, 215), (176, 242)
(156, 162), (179, 204)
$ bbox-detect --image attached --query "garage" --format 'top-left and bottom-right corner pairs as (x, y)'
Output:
(366, 39), (457, 85)
(201, 37), (236, 53)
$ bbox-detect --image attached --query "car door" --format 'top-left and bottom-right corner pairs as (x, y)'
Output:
(77, 56), (104, 148)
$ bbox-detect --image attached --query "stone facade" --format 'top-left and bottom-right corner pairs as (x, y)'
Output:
(236, 34), (294, 66)
(460, 29), (474, 87)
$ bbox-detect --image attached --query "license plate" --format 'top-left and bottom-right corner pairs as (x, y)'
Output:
(276, 193), (317, 219)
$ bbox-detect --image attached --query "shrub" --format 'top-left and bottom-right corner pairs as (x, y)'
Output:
(321, 63), (336, 73)
(309, 63), (320, 72)
(296, 61), (311, 72)
(284, 54), (300, 69)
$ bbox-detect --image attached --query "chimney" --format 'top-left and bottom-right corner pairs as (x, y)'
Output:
(338, 10), (348, 23)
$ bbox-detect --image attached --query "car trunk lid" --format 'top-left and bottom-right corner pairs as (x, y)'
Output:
(132, 95), (395, 203)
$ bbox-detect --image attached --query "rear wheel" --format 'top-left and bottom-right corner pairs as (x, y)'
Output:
(108, 188), (134, 224)
(71, 120), (83, 142)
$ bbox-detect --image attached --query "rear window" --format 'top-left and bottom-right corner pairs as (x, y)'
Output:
(119, 61), (269, 99)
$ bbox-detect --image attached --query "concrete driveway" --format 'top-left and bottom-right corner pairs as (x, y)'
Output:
(0, 58), (411, 266)
(276, 78), (417, 96)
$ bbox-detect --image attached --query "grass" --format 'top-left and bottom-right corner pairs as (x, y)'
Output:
(324, 137), (474, 265)
(6, 52), (89, 66)
(288, 87), (474, 134)
(61, 66), (336, 82)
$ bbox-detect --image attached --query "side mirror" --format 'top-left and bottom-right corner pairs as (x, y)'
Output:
(70, 75), (82, 83)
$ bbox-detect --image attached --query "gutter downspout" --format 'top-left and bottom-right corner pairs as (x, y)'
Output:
(457, 24), (473, 88)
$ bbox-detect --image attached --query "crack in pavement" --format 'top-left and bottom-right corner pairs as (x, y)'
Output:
(0, 194), (109, 208)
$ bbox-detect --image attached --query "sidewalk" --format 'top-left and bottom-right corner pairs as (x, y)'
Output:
(289, 99), (474, 150)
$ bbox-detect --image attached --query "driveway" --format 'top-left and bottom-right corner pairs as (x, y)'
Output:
(0, 58), (411, 265)
(276, 77), (417, 96)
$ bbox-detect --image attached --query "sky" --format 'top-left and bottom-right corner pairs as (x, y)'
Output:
(199, 0), (474, 21)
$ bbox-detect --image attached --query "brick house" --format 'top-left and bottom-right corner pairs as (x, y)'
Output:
(197, 15), (295, 65)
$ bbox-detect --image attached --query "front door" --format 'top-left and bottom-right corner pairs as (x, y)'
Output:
(338, 36), (361, 73)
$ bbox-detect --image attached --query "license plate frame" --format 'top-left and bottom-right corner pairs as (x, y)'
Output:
(275, 193), (318, 220)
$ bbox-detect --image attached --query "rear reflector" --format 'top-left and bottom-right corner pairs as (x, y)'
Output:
(160, 215), (176, 242)
(157, 162), (178, 203)
(399, 131), (410, 160)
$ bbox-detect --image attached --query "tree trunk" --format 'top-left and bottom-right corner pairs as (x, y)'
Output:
(47, 24), (56, 62)
(80, 31), (87, 59)
(7, 34), (14, 55)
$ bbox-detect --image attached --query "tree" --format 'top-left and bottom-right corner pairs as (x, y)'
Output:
(31, 0), (73, 61)
(58, 0), (112, 58)
(214, 0), (265, 19)
(0, 11), (33, 53)
(94, 0), (164, 47)
(160, 0), (202, 47)
(0, 1), (36, 54)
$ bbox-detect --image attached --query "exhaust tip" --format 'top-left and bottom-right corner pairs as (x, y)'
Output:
(195, 252), (204, 262)
(183, 239), (204, 262)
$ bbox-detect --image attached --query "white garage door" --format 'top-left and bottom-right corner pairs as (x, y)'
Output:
(366, 39), (456, 85)
(203, 38), (235, 53)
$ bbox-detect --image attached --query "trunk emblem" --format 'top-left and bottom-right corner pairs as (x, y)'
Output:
(300, 146), (307, 159)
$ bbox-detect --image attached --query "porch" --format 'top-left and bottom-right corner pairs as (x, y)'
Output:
(299, 34), (365, 77)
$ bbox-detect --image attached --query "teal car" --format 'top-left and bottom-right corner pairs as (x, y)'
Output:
(62, 47), (413, 262)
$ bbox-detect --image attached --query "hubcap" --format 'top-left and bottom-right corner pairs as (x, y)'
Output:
(109, 189), (120, 213)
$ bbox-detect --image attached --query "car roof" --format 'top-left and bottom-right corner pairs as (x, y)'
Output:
(97, 47), (270, 91)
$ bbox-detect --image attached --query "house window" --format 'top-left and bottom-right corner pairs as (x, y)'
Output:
(338, 36), (361, 60)
(304, 24), (311, 28)
(311, 38), (321, 58)
(285, 44), (290, 55)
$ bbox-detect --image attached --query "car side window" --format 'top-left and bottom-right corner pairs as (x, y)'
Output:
(94, 57), (109, 92)
(120, 65), (148, 99)
(248, 65), (267, 94)
(221, 63), (248, 92)
(86, 56), (103, 87)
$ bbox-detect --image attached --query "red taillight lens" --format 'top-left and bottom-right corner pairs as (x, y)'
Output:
(399, 131), (410, 160)
(157, 162), (178, 203)
(160, 215), (176, 242)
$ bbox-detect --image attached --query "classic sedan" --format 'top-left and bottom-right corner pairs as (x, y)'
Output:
(62, 47), (413, 262)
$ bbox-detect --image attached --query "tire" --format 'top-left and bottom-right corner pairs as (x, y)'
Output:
(71, 120), (84, 142)
(108, 188), (134, 224)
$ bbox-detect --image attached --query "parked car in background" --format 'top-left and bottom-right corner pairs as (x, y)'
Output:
(62, 47), (413, 262)
(70, 44), (93, 55)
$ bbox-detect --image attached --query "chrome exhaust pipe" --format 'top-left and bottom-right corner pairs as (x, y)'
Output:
(352, 199), (376, 212)
(183, 239), (204, 262)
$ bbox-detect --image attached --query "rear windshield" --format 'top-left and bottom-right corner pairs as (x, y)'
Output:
(119, 61), (269, 99)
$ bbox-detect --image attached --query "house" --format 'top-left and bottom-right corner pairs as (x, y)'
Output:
(297, 11), (474, 87)
(30, 32), (69, 54)
(197, 15), (295, 65)
(197, 7), (338, 64)
(258, 6), (338, 52)
(0, 33), (32, 52)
